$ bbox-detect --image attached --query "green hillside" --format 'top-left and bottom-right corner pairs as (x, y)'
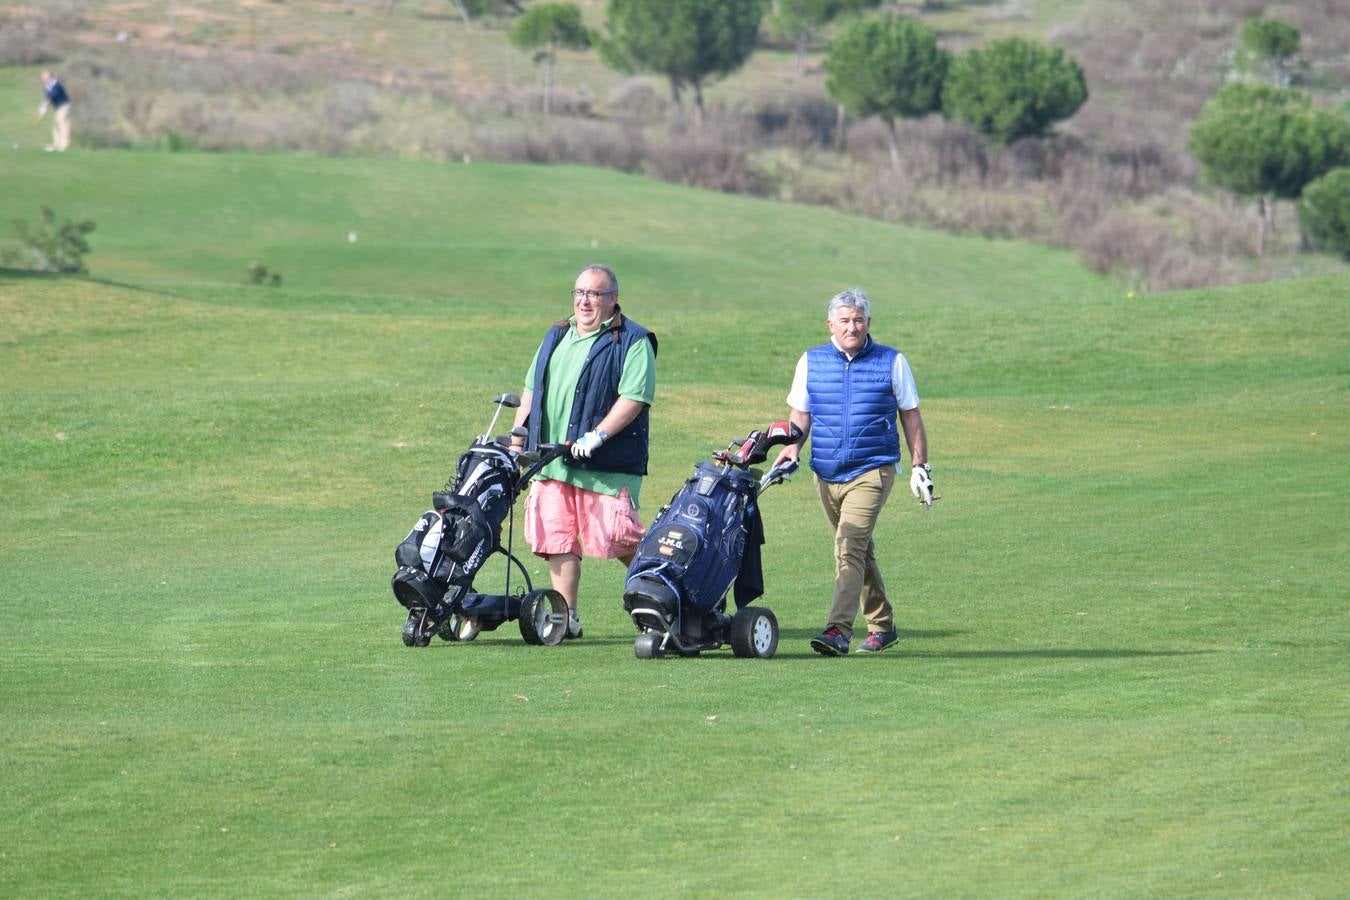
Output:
(2, 151), (1348, 896)
(1, 149), (1109, 303)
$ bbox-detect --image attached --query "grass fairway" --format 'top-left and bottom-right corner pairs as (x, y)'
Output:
(2, 150), (1349, 897)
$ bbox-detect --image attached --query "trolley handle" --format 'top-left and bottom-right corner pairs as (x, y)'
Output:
(517, 442), (567, 484)
(759, 460), (799, 492)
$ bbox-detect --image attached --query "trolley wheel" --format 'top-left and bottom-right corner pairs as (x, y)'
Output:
(438, 614), (480, 642)
(730, 606), (779, 659)
(518, 589), (568, 646)
(634, 631), (666, 659)
(404, 609), (432, 647)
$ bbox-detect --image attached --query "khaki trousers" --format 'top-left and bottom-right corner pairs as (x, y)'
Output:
(52, 105), (71, 151)
(816, 466), (895, 640)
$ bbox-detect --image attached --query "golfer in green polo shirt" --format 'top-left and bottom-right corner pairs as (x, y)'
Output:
(511, 264), (657, 639)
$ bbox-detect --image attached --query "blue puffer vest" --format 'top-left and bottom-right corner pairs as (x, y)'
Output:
(527, 309), (657, 476)
(806, 336), (901, 483)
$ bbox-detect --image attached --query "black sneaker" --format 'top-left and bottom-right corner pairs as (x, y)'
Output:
(810, 626), (849, 656)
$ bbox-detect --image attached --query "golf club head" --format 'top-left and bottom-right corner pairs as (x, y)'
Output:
(481, 393), (522, 442)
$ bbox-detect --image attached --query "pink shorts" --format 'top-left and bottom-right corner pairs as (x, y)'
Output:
(523, 480), (646, 559)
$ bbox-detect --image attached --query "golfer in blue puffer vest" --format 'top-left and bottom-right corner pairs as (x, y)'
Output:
(772, 288), (937, 656)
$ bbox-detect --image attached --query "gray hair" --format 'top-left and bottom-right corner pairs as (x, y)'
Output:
(579, 263), (619, 293)
(827, 288), (870, 320)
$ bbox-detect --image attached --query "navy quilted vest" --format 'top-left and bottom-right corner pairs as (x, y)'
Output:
(527, 310), (657, 476)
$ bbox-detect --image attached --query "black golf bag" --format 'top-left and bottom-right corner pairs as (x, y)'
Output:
(391, 443), (515, 620)
(390, 393), (568, 648)
(622, 421), (800, 659)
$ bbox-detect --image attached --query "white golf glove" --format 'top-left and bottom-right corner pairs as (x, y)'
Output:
(910, 463), (937, 508)
(571, 430), (606, 459)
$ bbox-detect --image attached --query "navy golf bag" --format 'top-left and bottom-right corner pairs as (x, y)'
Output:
(623, 421), (800, 659)
(390, 393), (569, 648)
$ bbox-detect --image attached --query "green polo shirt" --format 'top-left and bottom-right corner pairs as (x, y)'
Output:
(523, 315), (657, 507)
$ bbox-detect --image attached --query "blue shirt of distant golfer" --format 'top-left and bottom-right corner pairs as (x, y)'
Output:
(44, 78), (69, 108)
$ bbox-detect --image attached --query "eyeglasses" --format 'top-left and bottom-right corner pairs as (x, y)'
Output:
(572, 288), (617, 301)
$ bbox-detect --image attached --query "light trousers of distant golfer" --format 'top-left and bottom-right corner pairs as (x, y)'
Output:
(51, 104), (71, 151)
(816, 466), (895, 641)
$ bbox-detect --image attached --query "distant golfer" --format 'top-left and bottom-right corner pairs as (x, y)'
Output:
(510, 264), (658, 640)
(772, 288), (936, 656)
(37, 70), (71, 152)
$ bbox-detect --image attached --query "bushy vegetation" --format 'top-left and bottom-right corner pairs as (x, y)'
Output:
(1190, 84), (1349, 201)
(246, 261), (283, 287)
(1, 207), (95, 274)
(5, 0), (1350, 290)
(1242, 17), (1300, 60)
(1299, 167), (1350, 258)
(941, 36), (1088, 144)
(0, 5), (71, 65)
(1239, 16), (1302, 85)
(1190, 83), (1350, 253)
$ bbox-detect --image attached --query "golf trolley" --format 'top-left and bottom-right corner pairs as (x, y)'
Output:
(622, 420), (802, 659)
(390, 392), (570, 647)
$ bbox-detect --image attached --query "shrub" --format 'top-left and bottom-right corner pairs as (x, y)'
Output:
(605, 78), (671, 121)
(0, 10), (74, 65)
(742, 89), (839, 150)
(910, 118), (990, 185)
(1241, 17), (1299, 62)
(1075, 209), (1167, 276)
(1298, 167), (1350, 259)
(473, 119), (646, 171)
(1189, 83), (1350, 200)
(322, 83), (380, 135)
(1, 207), (95, 274)
(515, 86), (593, 118)
(942, 37), (1088, 144)
(644, 119), (770, 195)
(64, 78), (135, 149)
(247, 262), (282, 287)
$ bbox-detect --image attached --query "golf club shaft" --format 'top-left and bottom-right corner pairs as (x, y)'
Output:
(482, 400), (506, 442)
